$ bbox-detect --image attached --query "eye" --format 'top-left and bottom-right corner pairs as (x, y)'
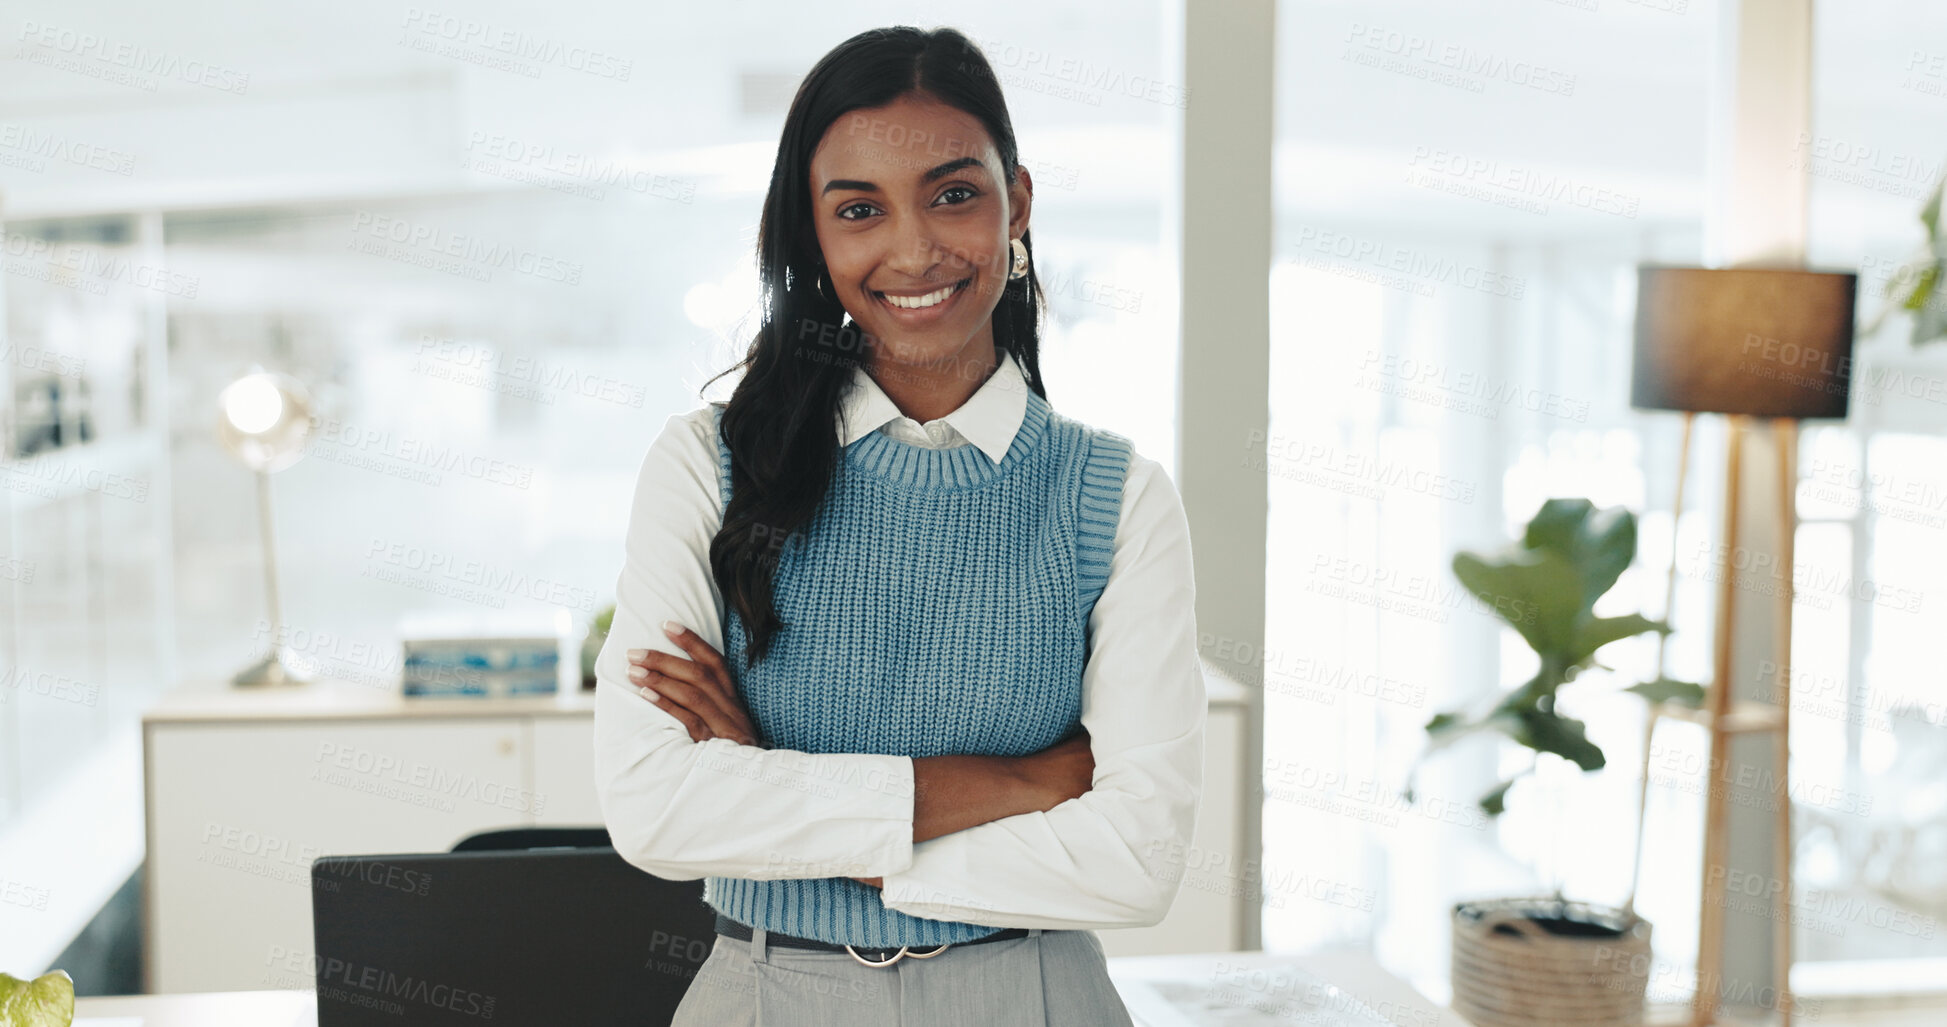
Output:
(836, 201), (878, 221)
(935, 185), (978, 206)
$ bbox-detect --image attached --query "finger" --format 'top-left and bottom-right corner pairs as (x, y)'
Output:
(647, 689), (711, 742)
(637, 627), (760, 748)
(660, 621), (736, 684)
(639, 658), (752, 743)
(640, 650), (755, 739)
(652, 625), (752, 732)
(626, 668), (713, 743)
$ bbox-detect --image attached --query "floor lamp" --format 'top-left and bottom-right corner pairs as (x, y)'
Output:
(1627, 265), (1858, 1026)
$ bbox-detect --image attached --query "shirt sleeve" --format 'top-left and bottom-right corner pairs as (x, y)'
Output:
(592, 406), (918, 882)
(878, 451), (1206, 929)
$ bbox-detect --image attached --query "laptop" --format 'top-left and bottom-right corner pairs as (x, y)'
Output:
(310, 847), (718, 1026)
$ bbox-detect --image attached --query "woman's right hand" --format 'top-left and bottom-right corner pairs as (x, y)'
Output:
(1017, 726), (1096, 812)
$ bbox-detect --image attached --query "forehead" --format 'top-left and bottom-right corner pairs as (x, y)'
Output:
(810, 99), (997, 186)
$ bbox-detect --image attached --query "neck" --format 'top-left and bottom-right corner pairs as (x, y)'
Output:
(864, 333), (1000, 424)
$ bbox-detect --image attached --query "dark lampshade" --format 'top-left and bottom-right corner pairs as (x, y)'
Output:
(1630, 265), (1858, 419)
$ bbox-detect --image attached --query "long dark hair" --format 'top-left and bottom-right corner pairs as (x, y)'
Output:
(701, 26), (1047, 665)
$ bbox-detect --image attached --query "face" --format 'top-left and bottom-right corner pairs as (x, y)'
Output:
(807, 93), (1031, 372)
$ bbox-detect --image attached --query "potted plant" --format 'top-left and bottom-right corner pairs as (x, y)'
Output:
(1407, 497), (1702, 1027)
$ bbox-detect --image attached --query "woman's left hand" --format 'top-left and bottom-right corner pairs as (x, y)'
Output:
(628, 622), (764, 748)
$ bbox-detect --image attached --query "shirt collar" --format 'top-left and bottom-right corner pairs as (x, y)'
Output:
(837, 349), (1028, 465)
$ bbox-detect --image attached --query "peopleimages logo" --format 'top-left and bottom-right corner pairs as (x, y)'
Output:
(398, 8), (632, 81)
(347, 211), (583, 285)
(266, 947), (496, 1020)
(1342, 22), (1577, 96)
(15, 19), (251, 93)
(313, 741), (547, 816)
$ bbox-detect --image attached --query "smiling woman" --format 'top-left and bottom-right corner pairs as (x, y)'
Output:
(589, 23), (1204, 1027)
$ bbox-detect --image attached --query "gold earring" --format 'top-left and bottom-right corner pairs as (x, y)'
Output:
(1007, 238), (1029, 280)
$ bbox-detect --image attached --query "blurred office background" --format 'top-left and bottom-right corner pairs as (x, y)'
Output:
(2, 0), (1945, 1014)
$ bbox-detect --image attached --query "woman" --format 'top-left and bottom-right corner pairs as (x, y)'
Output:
(591, 25), (1205, 1026)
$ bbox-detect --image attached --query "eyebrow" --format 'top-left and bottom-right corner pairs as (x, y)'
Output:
(821, 156), (985, 196)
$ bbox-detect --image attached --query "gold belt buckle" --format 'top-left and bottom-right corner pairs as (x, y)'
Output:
(844, 942), (950, 967)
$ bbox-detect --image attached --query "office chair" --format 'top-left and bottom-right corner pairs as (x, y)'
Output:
(450, 826), (612, 851)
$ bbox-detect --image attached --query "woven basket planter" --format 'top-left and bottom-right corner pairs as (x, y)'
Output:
(1450, 897), (1653, 1027)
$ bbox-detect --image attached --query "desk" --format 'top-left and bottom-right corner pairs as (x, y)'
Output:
(78, 949), (1452, 1027)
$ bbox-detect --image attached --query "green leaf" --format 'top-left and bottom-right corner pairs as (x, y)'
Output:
(1480, 776), (1521, 816)
(1421, 709), (1495, 759)
(1521, 497), (1596, 554)
(1523, 498), (1638, 612)
(1626, 676), (1707, 708)
(0, 970), (75, 1027)
(1452, 547), (1582, 655)
(1453, 499), (1648, 668)
(1496, 708), (1606, 772)
(1564, 614), (1669, 669)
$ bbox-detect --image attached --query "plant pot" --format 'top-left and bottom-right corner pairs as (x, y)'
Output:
(1450, 897), (1652, 1027)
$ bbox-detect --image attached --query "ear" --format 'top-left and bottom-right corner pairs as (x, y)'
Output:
(1007, 164), (1034, 241)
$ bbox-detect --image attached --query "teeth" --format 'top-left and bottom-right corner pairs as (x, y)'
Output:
(883, 281), (960, 309)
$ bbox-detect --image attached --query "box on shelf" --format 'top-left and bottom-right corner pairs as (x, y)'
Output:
(397, 609), (571, 698)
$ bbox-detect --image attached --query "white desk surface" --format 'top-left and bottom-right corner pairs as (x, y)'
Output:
(141, 678), (599, 723)
(74, 988), (313, 1025)
(141, 662), (1251, 724)
(75, 948), (1454, 1026)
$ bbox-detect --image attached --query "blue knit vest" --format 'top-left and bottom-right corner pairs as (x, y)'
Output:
(702, 386), (1131, 947)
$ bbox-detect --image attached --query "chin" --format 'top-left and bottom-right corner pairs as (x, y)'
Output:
(867, 330), (972, 364)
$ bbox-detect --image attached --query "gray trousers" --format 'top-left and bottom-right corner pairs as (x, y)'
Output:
(669, 924), (1137, 1026)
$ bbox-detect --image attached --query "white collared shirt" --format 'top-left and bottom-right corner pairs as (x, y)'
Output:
(591, 349), (1205, 930)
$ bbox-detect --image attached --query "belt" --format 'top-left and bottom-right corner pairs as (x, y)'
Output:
(714, 913), (1030, 968)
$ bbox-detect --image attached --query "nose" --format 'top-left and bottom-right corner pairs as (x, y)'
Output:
(881, 211), (943, 282)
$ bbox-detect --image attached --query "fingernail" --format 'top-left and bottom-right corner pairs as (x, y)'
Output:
(661, 620), (683, 636)
(626, 648), (647, 661)
(638, 686), (660, 701)
(628, 666), (647, 681)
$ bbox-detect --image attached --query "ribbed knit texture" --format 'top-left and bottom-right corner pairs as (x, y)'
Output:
(702, 387), (1132, 947)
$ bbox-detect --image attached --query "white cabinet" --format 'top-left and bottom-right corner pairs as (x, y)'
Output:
(530, 716), (605, 824)
(142, 685), (600, 994)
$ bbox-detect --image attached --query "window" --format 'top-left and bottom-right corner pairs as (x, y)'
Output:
(1268, 0), (1717, 996)
(1796, 0), (1947, 984)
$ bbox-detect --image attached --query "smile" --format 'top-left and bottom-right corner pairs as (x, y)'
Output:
(875, 277), (971, 316)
